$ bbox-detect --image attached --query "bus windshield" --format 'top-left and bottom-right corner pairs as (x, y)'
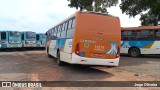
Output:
(40, 34), (46, 39)
(26, 32), (36, 39)
(10, 31), (21, 37)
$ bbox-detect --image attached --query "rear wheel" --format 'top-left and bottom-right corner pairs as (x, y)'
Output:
(48, 54), (53, 58)
(129, 48), (140, 57)
(57, 50), (64, 66)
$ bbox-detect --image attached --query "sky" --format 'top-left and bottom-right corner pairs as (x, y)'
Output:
(0, 0), (141, 33)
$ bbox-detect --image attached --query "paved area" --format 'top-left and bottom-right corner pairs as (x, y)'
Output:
(0, 51), (159, 90)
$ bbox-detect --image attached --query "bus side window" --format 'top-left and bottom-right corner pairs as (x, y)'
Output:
(62, 23), (65, 31)
(59, 24), (63, 38)
(61, 23), (67, 38)
(1, 32), (6, 40)
(66, 19), (74, 39)
(72, 18), (75, 28)
(57, 25), (61, 38)
(155, 30), (160, 40)
(136, 31), (142, 40)
(121, 31), (126, 40)
(149, 30), (154, 40)
(121, 31), (125, 40)
(65, 22), (68, 30)
(68, 19), (72, 29)
(52, 29), (54, 34)
(129, 31), (136, 40)
(121, 31), (134, 40)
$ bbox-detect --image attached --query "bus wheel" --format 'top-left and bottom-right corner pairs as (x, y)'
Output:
(129, 48), (140, 57)
(57, 50), (64, 66)
(48, 54), (53, 58)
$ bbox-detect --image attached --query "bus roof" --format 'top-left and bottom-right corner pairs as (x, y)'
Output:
(0, 30), (21, 32)
(122, 26), (160, 30)
(22, 31), (36, 33)
(47, 11), (119, 32)
(48, 11), (77, 31)
(80, 11), (119, 18)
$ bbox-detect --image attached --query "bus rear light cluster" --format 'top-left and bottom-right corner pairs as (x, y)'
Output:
(75, 43), (80, 55)
(75, 43), (86, 57)
(116, 47), (120, 58)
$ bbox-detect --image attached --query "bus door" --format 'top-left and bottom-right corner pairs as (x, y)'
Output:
(40, 34), (46, 47)
(36, 34), (40, 47)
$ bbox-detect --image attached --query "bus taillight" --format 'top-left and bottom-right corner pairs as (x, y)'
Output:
(116, 47), (120, 58)
(75, 43), (80, 55)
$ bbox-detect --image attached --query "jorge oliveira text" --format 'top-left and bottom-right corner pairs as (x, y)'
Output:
(134, 82), (157, 87)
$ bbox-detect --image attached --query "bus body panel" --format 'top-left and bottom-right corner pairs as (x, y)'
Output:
(71, 12), (120, 65)
(0, 31), (22, 49)
(49, 40), (57, 57)
(48, 39), (73, 63)
(60, 39), (73, 63)
(121, 41), (160, 54)
(22, 32), (36, 48)
(121, 26), (160, 55)
(36, 34), (46, 48)
(71, 53), (119, 66)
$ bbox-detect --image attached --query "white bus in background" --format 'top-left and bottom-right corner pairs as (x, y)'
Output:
(121, 26), (160, 57)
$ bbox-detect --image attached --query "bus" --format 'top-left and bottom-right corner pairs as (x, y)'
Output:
(22, 31), (36, 48)
(36, 33), (46, 48)
(121, 26), (160, 57)
(46, 11), (121, 66)
(0, 31), (22, 49)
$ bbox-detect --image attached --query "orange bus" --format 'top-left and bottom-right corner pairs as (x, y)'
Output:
(46, 11), (121, 66)
(121, 26), (160, 57)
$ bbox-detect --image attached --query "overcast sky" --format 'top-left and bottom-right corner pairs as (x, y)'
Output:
(0, 0), (141, 33)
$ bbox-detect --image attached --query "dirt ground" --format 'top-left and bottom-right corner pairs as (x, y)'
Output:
(0, 50), (159, 90)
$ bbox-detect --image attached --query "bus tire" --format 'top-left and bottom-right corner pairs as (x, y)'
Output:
(57, 50), (64, 66)
(129, 47), (140, 57)
(48, 54), (53, 58)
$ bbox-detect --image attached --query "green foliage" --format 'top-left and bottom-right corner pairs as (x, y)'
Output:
(120, 0), (160, 26)
(67, 0), (118, 13)
(140, 11), (159, 26)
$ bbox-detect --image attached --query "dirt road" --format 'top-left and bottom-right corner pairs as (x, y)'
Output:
(0, 51), (159, 81)
(0, 51), (159, 89)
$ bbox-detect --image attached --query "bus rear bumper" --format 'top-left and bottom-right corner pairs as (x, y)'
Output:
(71, 53), (119, 66)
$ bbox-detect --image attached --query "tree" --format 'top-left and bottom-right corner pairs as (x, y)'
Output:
(67, 0), (118, 13)
(120, 0), (160, 26)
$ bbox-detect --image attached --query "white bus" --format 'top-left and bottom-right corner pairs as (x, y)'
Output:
(46, 11), (121, 66)
(121, 26), (160, 57)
